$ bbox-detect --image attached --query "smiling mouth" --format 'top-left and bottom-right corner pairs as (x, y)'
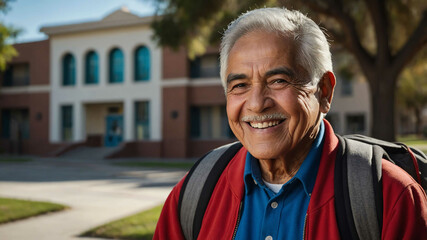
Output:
(248, 120), (285, 129)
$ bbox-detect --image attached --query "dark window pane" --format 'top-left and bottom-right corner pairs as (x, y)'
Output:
(109, 48), (124, 83)
(2, 63), (30, 87)
(134, 46), (150, 81)
(85, 51), (99, 84)
(62, 105), (73, 141)
(135, 101), (150, 140)
(63, 54), (76, 86)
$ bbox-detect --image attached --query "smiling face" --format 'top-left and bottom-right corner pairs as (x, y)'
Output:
(226, 30), (333, 160)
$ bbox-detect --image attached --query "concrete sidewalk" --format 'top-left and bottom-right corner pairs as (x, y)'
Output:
(0, 156), (189, 240)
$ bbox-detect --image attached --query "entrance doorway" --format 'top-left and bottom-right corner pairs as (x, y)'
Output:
(104, 115), (123, 147)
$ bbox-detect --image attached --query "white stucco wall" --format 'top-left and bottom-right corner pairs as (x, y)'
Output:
(49, 25), (162, 143)
(329, 77), (372, 135)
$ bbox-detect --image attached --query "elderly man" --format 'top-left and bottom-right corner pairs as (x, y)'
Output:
(154, 7), (426, 240)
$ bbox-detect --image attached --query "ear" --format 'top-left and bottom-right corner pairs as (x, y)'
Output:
(318, 71), (336, 114)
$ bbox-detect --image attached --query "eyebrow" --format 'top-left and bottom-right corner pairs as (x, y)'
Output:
(226, 73), (247, 85)
(226, 67), (296, 85)
(265, 67), (295, 79)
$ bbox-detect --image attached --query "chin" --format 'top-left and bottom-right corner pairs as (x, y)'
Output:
(246, 143), (283, 160)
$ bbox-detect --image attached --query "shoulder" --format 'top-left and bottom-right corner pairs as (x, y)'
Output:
(381, 160), (427, 239)
(382, 159), (421, 191)
(382, 159), (426, 213)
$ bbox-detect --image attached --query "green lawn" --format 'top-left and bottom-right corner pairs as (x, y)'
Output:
(398, 135), (427, 154)
(113, 161), (194, 170)
(0, 197), (67, 224)
(81, 204), (163, 240)
(398, 135), (427, 145)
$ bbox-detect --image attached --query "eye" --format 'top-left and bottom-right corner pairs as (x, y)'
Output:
(233, 83), (247, 89)
(228, 82), (248, 94)
(271, 79), (289, 84)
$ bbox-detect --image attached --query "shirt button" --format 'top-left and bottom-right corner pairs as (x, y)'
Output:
(271, 202), (278, 209)
(265, 236), (273, 240)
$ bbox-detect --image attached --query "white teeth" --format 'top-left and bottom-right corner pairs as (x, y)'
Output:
(250, 120), (281, 129)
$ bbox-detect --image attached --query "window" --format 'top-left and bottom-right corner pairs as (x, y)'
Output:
(109, 48), (124, 83)
(341, 77), (353, 96)
(85, 51), (99, 84)
(346, 114), (365, 134)
(1, 109), (29, 139)
(190, 54), (220, 78)
(61, 105), (73, 141)
(62, 53), (76, 86)
(134, 46), (150, 81)
(190, 106), (234, 139)
(2, 63), (30, 87)
(135, 101), (150, 140)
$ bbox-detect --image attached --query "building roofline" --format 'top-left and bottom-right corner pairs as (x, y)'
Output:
(40, 8), (155, 36)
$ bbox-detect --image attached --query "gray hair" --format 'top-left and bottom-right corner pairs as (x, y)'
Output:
(220, 7), (333, 90)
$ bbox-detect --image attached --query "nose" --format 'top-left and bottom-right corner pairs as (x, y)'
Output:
(246, 84), (273, 113)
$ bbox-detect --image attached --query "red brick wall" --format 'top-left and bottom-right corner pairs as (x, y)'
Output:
(162, 86), (189, 157)
(189, 85), (226, 105)
(9, 40), (50, 85)
(162, 47), (188, 79)
(0, 40), (51, 155)
(0, 92), (51, 155)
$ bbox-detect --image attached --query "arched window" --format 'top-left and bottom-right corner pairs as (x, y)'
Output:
(85, 51), (99, 84)
(109, 48), (124, 83)
(62, 53), (75, 86)
(134, 46), (150, 81)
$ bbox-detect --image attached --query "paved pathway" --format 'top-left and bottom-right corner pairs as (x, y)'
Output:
(0, 156), (188, 240)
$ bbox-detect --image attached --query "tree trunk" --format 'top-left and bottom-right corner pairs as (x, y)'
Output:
(414, 107), (422, 136)
(368, 73), (397, 141)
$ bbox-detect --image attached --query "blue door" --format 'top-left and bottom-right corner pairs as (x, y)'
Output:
(105, 115), (123, 147)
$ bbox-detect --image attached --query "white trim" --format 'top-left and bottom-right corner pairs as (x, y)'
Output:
(0, 85), (50, 94)
(162, 77), (222, 87)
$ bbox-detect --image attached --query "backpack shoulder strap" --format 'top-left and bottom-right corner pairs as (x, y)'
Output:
(335, 135), (383, 240)
(178, 141), (242, 240)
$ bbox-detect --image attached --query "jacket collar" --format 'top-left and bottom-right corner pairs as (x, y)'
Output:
(226, 119), (339, 207)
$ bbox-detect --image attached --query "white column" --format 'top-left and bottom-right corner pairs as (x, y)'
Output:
(74, 102), (84, 142)
(124, 47), (132, 86)
(151, 96), (161, 140)
(50, 102), (60, 142)
(99, 49), (106, 87)
(75, 52), (82, 88)
(124, 98), (134, 141)
(50, 42), (60, 143)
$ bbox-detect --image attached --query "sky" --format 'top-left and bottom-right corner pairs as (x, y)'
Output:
(0, 0), (157, 43)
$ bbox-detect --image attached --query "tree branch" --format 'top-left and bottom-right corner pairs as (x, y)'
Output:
(362, 0), (391, 63)
(304, 0), (374, 76)
(392, 10), (427, 77)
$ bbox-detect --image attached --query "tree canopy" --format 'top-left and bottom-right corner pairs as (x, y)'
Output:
(151, 0), (427, 141)
(0, 0), (19, 71)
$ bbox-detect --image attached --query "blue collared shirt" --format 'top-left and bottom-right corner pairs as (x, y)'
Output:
(234, 121), (325, 240)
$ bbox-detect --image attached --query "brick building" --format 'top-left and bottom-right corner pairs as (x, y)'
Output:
(0, 7), (372, 158)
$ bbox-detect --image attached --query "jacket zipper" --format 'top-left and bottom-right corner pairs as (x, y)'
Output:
(302, 213), (307, 240)
(232, 201), (244, 240)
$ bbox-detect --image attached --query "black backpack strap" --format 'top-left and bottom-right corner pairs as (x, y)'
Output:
(335, 135), (360, 240)
(178, 141), (242, 240)
(335, 135), (383, 240)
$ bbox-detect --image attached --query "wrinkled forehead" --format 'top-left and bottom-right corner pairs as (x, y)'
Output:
(226, 30), (310, 82)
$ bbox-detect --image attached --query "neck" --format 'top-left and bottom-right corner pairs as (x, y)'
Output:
(259, 123), (321, 184)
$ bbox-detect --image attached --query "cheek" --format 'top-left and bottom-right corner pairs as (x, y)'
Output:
(226, 95), (243, 122)
(286, 92), (319, 133)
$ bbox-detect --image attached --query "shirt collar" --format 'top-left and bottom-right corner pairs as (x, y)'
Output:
(243, 121), (325, 196)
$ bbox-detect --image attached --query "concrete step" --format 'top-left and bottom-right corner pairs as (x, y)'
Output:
(60, 146), (120, 160)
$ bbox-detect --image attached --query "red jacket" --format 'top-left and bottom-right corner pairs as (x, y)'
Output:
(154, 121), (427, 239)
